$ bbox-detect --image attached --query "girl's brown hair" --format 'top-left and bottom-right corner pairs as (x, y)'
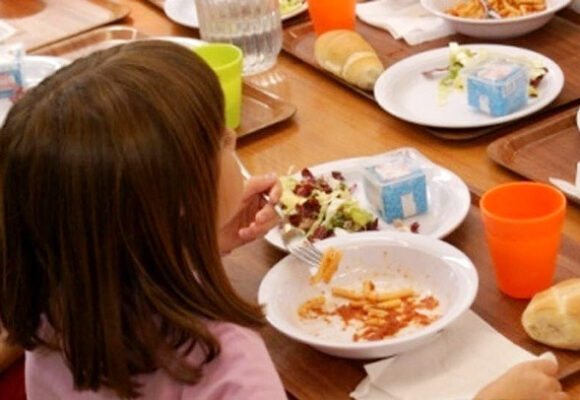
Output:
(0, 40), (263, 397)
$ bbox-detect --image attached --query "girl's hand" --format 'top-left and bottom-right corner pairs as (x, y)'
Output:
(218, 173), (281, 254)
(475, 359), (569, 400)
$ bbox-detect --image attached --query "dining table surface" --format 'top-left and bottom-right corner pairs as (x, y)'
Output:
(8, 0), (580, 398)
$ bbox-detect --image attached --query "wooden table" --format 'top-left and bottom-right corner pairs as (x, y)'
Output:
(31, 1), (580, 398)
(120, 0), (580, 235)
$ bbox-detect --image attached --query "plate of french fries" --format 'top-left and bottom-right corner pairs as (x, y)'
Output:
(421, 0), (571, 38)
(258, 231), (478, 359)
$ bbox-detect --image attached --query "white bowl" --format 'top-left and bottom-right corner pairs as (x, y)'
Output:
(421, 0), (571, 39)
(258, 231), (478, 359)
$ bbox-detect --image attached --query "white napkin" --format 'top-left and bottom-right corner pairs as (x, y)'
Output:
(356, 0), (454, 46)
(0, 21), (16, 42)
(350, 310), (556, 400)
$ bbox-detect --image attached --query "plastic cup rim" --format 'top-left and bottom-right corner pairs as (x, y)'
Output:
(193, 43), (243, 71)
(480, 181), (567, 224)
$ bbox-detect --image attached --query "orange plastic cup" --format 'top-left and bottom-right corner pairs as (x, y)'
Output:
(307, 0), (356, 35)
(480, 182), (566, 299)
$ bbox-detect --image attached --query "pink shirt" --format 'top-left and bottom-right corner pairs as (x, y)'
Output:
(25, 322), (287, 399)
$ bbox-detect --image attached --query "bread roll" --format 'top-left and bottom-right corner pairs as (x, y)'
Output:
(522, 279), (580, 350)
(314, 30), (384, 91)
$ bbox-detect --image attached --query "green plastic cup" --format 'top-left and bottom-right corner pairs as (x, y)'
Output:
(193, 43), (243, 129)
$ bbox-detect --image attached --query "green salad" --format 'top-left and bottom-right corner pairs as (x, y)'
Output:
(279, 168), (378, 241)
(279, 0), (304, 14)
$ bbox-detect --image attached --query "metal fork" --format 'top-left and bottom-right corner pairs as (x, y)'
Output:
(478, 0), (501, 18)
(233, 154), (323, 267)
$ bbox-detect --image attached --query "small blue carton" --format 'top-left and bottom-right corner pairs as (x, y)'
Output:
(0, 43), (23, 100)
(363, 155), (428, 223)
(467, 60), (528, 117)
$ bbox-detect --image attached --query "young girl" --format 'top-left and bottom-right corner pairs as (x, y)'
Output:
(0, 40), (285, 399)
(0, 40), (569, 400)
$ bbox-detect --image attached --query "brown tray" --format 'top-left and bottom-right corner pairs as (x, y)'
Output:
(225, 192), (580, 399)
(32, 26), (296, 139)
(559, 7), (580, 26)
(283, 16), (580, 141)
(0, 0), (130, 51)
(487, 105), (580, 205)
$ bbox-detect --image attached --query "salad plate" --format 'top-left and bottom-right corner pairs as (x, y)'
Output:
(164, 0), (307, 29)
(264, 148), (470, 250)
(374, 44), (564, 129)
(0, 56), (68, 126)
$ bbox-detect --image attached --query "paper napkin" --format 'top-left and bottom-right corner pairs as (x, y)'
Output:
(0, 21), (16, 42)
(350, 310), (555, 400)
(356, 0), (454, 46)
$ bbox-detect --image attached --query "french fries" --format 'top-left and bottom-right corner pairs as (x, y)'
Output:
(446, 0), (546, 19)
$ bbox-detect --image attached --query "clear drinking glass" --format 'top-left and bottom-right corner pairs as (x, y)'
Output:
(195, 0), (283, 76)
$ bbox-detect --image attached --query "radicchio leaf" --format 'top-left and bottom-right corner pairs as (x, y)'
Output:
(294, 182), (314, 197)
(410, 222), (420, 233)
(297, 197), (321, 219)
(317, 179), (333, 194)
(301, 168), (315, 182)
(311, 225), (333, 241)
(288, 214), (302, 227)
(366, 218), (379, 231)
(331, 171), (345, 181)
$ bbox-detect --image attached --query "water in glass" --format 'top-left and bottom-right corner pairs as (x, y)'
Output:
(195, 0), (283, 76)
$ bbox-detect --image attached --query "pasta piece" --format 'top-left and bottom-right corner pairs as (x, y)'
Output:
(366, 308), (389, 318)
(310, 247), (343, 284)
(375, 299), (403, 310)
(446, 0), (545, 18)
(362, 280), (375, 296)
(366, 288), (415, 303)
(298, 296), (326, 318)
(331, 286), (364, 301)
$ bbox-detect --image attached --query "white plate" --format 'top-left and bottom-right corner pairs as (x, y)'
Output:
(264, 148), (470, 250)
(164, 0), (307, 28)
(373, 45), (564, 129)
(0, 56), (68, 126)
(148, 36), (205, 49)
(259, 231), (478, 358)
(280, 1), (308, 19)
